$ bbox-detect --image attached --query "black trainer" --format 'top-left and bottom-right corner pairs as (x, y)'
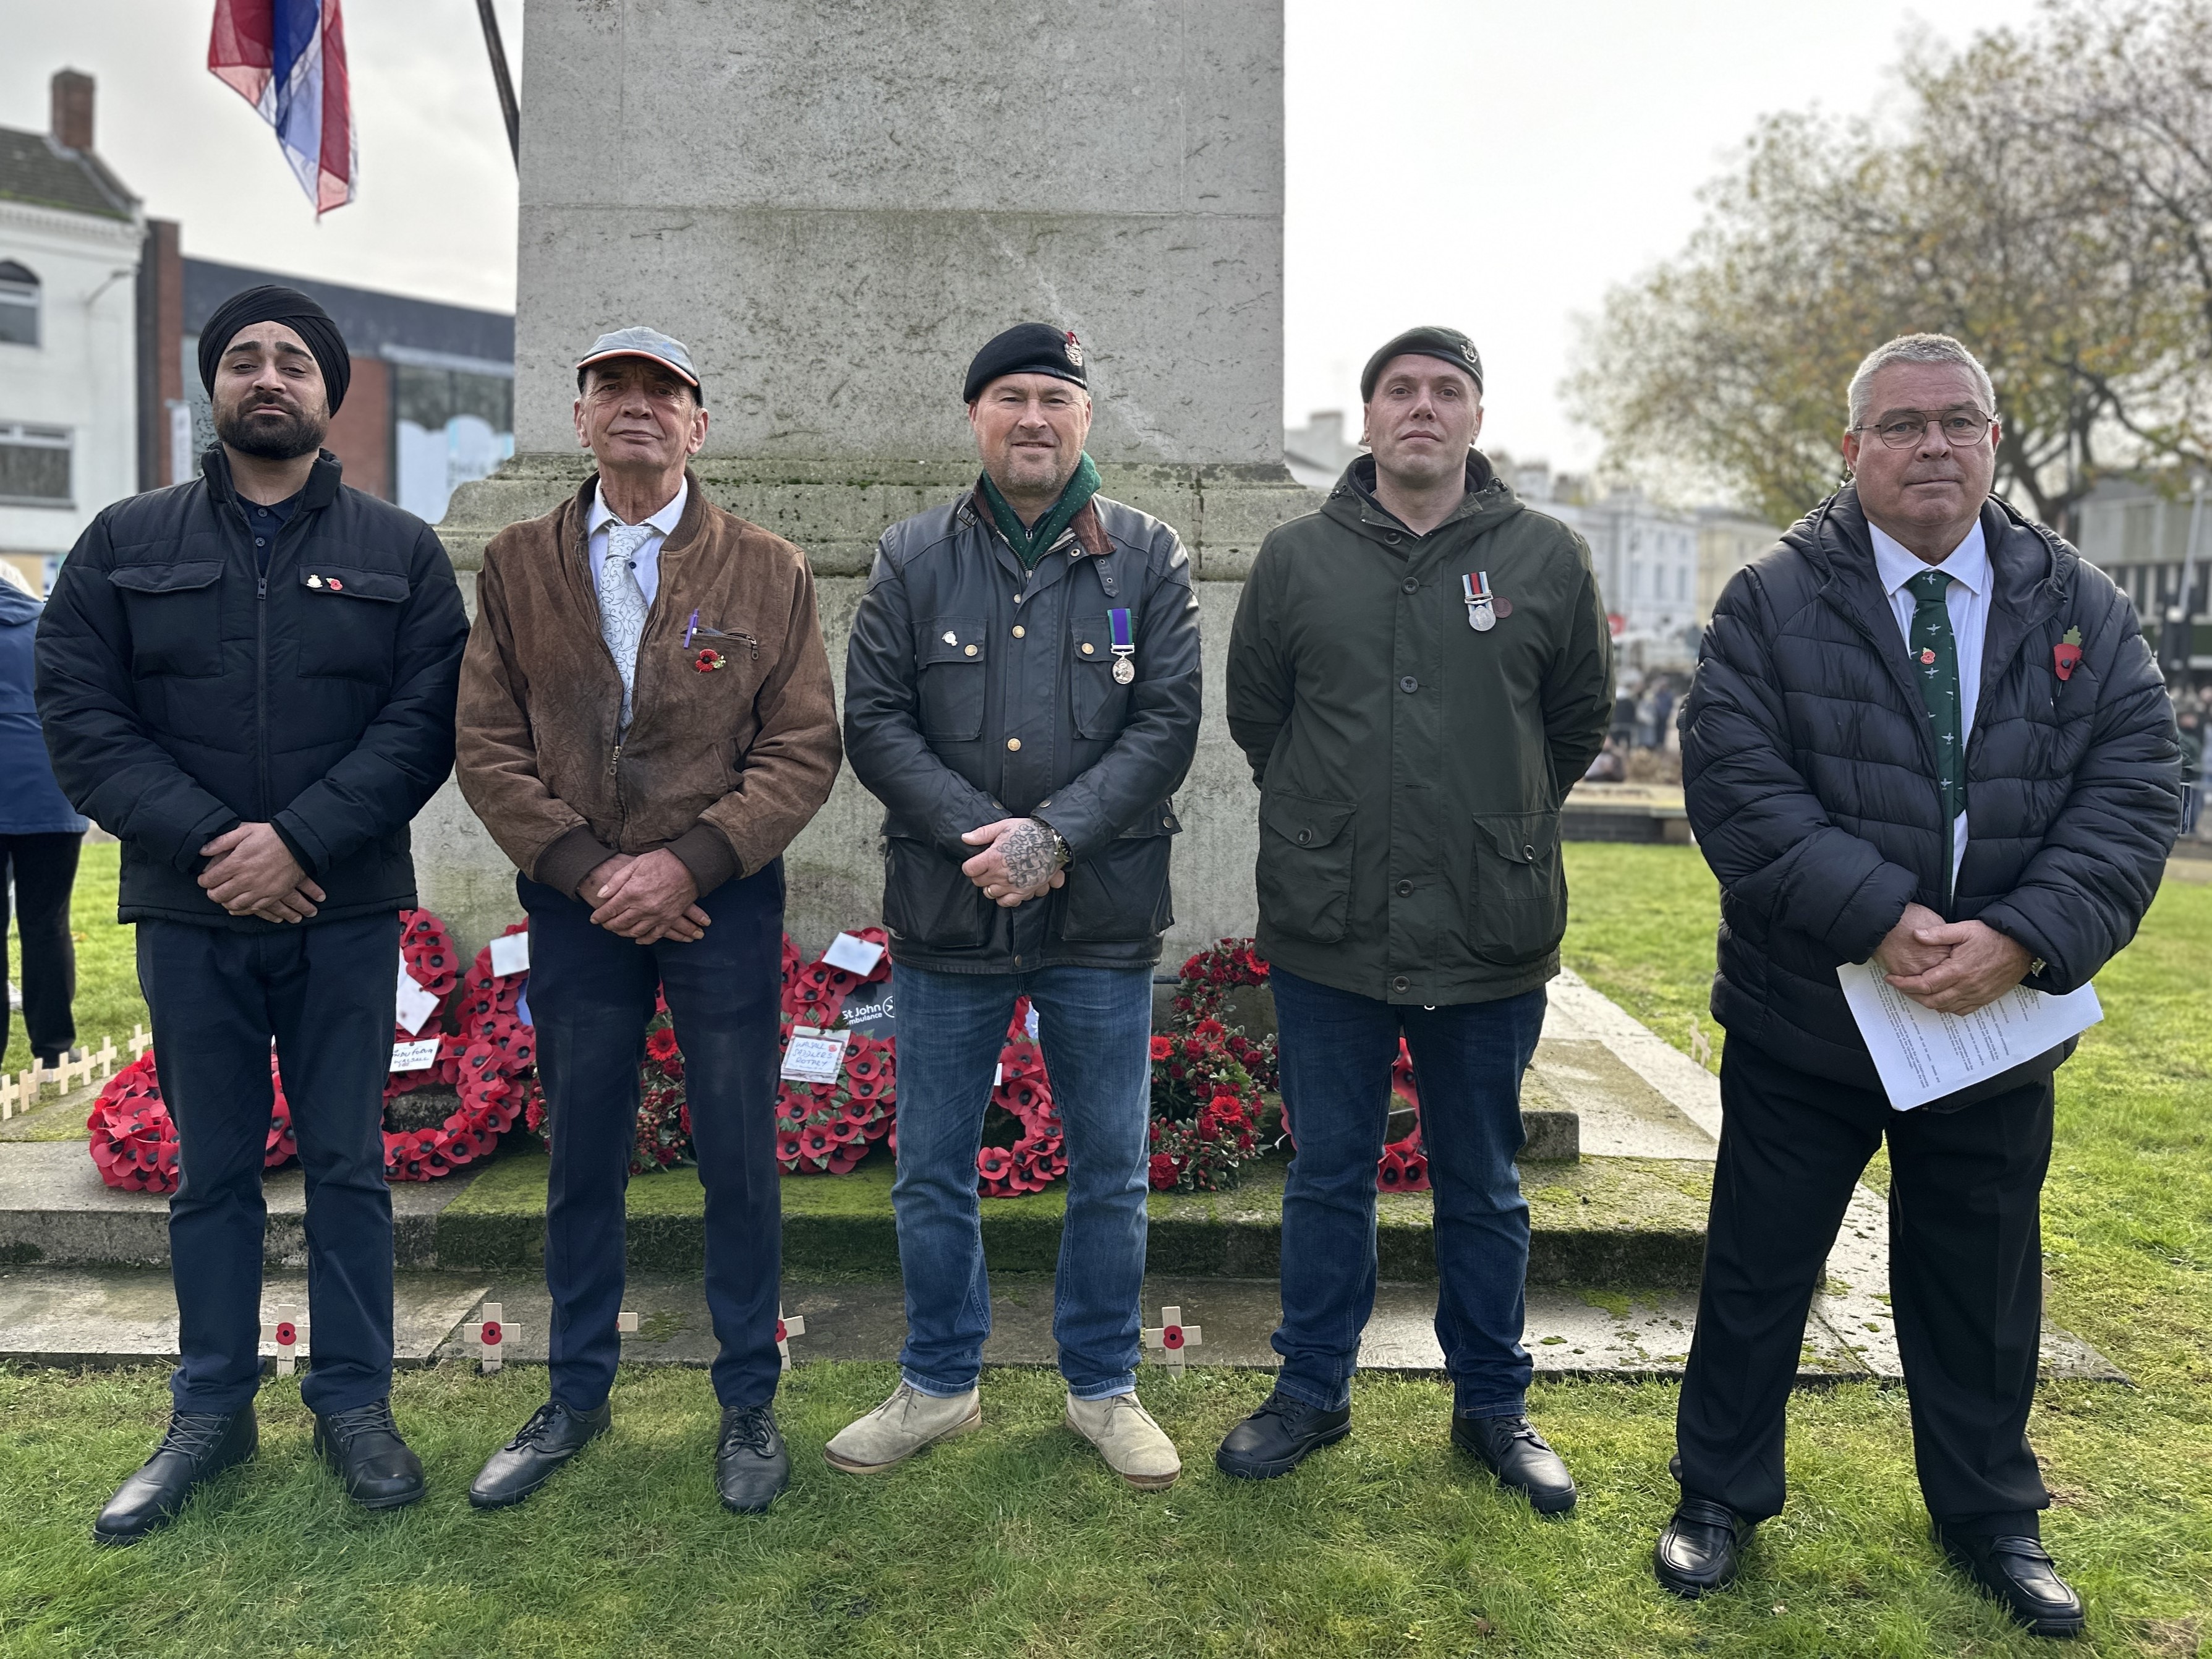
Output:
(715, 1404), (791, 1513)
(1214, 1391), (1351, 1480)
(93, 1406), (258, 1545)
(1935, 1526), (2085, 1639)
(468, 1399), (611, 1509)
(1653, 1496), (1753, 1598)
(1450, 1413), (1577, 1514)
(313, 1398), (427, 1511)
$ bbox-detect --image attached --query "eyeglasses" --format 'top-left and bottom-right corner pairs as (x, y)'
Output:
(1852, 411), (1994, 449)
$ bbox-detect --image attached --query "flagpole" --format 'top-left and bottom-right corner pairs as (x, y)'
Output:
(475, 0), (521, 169)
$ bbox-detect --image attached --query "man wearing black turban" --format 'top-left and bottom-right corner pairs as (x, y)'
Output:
(37, 289), (470, 1542)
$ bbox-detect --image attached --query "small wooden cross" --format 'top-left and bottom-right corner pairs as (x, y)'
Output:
(129, 1024), (151, 1059)
(617, 1310), (639, 1336)
(262, 1304), (307, 1377)
(1142, 1305), (1203, 1373)
(93, 1036), (116, 1080)
(775, 1305), (806, 1370)
(471, 1302), (514, 1374)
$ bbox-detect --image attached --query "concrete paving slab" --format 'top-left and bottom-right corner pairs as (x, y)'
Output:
(1525, 1039), (1717, 1161)
(0, 1266), (488, 1368)
(1543, 968), (1722, 1146)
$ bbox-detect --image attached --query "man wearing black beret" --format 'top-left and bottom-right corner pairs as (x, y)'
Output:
(836, 323), (1202, 1488)
(1221, 326), (1612, 1508)
(38, 286), (469, 1541)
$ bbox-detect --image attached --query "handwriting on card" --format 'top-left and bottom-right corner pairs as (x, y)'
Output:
(779, 1027), (852, 1085)
(390, 1038), (441, 1073)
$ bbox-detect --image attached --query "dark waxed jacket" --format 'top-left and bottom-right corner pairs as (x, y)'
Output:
(1227, 454), (1614, 1004)
(843, 486), (1202, 973)
(1682, 485), (2180, 1094)
(36, 447), (468, 929)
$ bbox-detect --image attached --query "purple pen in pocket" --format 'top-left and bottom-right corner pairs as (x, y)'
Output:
(685, 609), (700, 649)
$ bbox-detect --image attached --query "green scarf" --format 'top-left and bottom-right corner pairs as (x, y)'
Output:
(978, 452), (1100, 570)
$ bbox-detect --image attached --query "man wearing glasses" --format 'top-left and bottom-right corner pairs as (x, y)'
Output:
(1660, 334), (2180, 1635)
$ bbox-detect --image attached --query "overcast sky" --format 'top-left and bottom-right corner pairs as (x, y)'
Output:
(4, 0), (2041, 472)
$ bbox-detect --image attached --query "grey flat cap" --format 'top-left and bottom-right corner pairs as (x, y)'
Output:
(575, 325), (700, 390)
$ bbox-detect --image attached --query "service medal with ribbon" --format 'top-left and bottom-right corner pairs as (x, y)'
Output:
(1463, 571), (1496, 632)
(1108, 607), (1136, 684)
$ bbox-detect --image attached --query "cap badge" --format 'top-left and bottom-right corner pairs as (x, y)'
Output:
(1065, 331), (1083, 368)
(307, 574), (323, 589)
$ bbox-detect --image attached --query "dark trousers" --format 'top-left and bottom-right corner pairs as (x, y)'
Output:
(1269, 968), (1548, 1416)
(4, 831), (82, 1061)
(521, 861), (785, 1413)
(1677, 1038), (2054, 1535)
(140, 913), (400, 1416)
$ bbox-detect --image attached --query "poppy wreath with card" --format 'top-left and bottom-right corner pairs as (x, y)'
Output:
(87, 1049), (298, 1194)
(775, 1029), (895, 1177)
(456, 923), (531, 1044)
(379, 1028), (530, 1182)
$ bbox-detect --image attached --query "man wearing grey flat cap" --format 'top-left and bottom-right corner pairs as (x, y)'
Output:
(1220, 326), (1612, 1508)
(457, 326), (840, 1514)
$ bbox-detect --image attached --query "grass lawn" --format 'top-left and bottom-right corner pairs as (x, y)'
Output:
(4, 839), (143, 1080)
(0, 845), (2207, 1656)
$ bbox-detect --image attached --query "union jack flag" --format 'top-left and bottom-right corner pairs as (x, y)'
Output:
(208, 0), (356, 216)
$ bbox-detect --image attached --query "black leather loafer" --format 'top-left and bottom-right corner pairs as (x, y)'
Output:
(469, 1399), (611, 1509)
(1935, 1527), (2085, 1639)
(1451, 1413), (1577, 1514)
(313, 1398), (426, 1511)
(715, 1404), (791, 1514)
(1214, 1392), (1352, 1480)
(1653, 1496), (1753, 1597)
(93, 1406), (257, 1545)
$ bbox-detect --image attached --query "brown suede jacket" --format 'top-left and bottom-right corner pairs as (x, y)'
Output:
(456, 472), (841, 899)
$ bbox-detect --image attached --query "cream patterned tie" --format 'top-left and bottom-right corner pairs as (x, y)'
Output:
(598, 524), (653, 728)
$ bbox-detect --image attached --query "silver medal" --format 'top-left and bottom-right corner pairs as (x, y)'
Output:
(1469, 601), (1496, 633)
(1112, 657), (1136, 684)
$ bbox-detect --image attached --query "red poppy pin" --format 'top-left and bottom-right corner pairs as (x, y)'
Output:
(694, 647), (725, 673)
(2053, 626), (2083, 682)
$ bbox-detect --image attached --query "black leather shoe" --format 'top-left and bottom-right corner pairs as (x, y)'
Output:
(93, 1406), (257, 1545)
(469, 1399), (611, 1509)
(1935, 1527), (2085, 1639)
(1653, 1496), (1753, 1598)
(715, 1404), (791, 1514)
(1214, 1392), (1352, 1480)
(1451, 1414), (1577, 1514)
(313, 1398), (426, 1511)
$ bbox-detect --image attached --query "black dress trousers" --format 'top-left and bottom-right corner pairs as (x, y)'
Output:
(2, 830), (83, 1060)
(1676, 1036), (2055, 1536)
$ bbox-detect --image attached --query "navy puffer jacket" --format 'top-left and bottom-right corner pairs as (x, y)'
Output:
(1682, 485), (2180, 1091)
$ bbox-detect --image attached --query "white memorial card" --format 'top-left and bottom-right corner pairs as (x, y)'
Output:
(394, 958), (441, 1035)
(488, 932), (531, 977)
(820, 931), (885, 976)
(390, 1038), (441, 1073)
(1836, 960), (2103, 1111)
(780, 1026), (852, 1085)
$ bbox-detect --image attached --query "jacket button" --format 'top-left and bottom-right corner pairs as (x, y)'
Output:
(1396, 879), (1413, 897)
(1391, 975), (1410, 993)
(1012, 625), (1024, 638)
(1524, 843), (1536, 859)
(1081, 642), (1094, 654)
(1401, 578), (1418, 594)
(1006, 738), (1021, 752)
(1295, 829), (1312, 845)
(1386, 532), (1402, 545)
(1399, 676), (1418, 693)
(965, 644), (978, 656)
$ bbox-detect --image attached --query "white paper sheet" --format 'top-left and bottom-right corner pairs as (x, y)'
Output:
(488, 932), (530, 977)
(1836, 961), (2103, 1111)
(390, 1038), (442, 1073)
(395, 958), (441, 1035)
(821, 931), (884, 976)
(780, 1026), (852, 1085)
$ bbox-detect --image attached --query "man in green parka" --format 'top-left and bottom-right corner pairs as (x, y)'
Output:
(1217, 327), (1612, 1508)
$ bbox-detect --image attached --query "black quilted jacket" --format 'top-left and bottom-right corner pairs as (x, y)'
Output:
(1682, 485), (2180, 1091)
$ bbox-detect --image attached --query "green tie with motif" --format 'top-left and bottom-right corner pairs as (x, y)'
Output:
(1905, 568), (1963, 897)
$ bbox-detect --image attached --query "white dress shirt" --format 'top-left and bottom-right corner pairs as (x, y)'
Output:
(1869, 516), (1990, 891)
(585, 477), (687, 608)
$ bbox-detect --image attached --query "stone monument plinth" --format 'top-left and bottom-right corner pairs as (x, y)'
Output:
(422, 0), (1317, 955)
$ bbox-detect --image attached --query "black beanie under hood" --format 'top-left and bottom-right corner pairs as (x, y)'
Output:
(196, 285), (352, 414)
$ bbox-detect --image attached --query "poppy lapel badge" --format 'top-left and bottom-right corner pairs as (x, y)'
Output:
(2053, 625), (2083, 682)
(694, 647), (726, 673)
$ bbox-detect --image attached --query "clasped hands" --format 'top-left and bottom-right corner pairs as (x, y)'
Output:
(198, 822), (323, 923)
(960, 817), (1065, 908)
(1872, 901), (2031, 1017)
(579, 850), (710, 944)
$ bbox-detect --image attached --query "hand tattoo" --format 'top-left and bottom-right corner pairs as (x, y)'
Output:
(996, 819), (1060, 892)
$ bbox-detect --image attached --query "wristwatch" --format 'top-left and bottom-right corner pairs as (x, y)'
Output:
(1034, 819), (1072, 869)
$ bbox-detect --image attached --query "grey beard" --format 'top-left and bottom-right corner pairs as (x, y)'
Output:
(996, 819), (1058, 891)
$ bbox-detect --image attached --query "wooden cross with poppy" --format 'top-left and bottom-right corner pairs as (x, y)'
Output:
(1142, 1305), (1204, 1373)
(471, 1302), (514, 1374)
(776, 1304), (807, 1370)
(262, 1303), (307, 1377)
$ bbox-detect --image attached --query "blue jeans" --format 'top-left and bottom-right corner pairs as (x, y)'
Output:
(892, 963), (1154, 1399)
(521, 862), (786, 1413)
(142, 913), (400, 1417)
(1270, 967), (1547, 1417)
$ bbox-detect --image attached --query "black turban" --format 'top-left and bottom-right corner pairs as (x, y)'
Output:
(196, 285), (352, 414)
(963, 322), (1087, 403)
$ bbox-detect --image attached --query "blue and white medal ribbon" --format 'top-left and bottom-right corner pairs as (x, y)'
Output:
(1107, 607), (1136, 683)
(1462, 571), (1496, 633)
